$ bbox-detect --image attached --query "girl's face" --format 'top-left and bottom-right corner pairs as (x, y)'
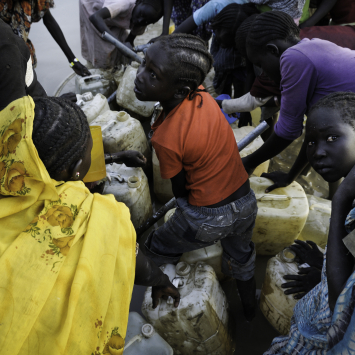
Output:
(306, 107), (355, 182)
(131, 4), (160, 27)
(134, 43), (179, 103)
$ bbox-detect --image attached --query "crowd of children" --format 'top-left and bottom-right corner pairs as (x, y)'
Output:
(1, 0), (355, 353)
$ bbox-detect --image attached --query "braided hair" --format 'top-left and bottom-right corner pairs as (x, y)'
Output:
(155, 33), (213, 107)
(211, 3), (259, 36)
(235, 14), (259, 57)
(32, 97), (91, 177)
(246, 11), (300, 51)
(308, 92), (355, 130)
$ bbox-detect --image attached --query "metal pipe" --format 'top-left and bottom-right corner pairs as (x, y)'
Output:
(102, 32), (143, 64)
(107, 90), (117, 104)
(237, 121), (269, 151)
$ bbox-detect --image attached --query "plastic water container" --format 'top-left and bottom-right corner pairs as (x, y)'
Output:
(233, 126), (270, 177)
(90, 110), (151, 162)
(75, 68), (116, 97)
(152, 148), (174, 204)
(123, 312), (173, 355)
(259, 248), (299, 335)
(142, 262), (234, 355)
(77, 93), (110, 124)
(297, 194), (331, 249)
(116, 62), (156, 118)
(103, 163), (152, 228)
(164, 208), (225, 281)
(250, 177), (309, 255)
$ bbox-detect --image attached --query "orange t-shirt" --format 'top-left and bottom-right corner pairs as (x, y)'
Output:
(151, 88), (248, 206)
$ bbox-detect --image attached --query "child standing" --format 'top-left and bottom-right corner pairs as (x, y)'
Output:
(134, 34), (258, 320)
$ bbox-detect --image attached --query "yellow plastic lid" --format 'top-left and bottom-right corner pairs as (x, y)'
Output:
(83, 126), (106, 183)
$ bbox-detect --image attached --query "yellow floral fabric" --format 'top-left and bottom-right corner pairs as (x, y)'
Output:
(0, 97), (136, 355)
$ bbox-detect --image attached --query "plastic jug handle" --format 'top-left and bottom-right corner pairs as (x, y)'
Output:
(101, 119), (117, 133)
(310, 203), (331, 213)
(83, 74), (102, 82)
(257, 194), (290, 201)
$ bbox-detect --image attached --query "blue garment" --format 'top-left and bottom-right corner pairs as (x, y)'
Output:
(264, 207), (355, 355)
(216, 94), (240, 123)
(193, 0), (249, 26)
(144, 190), (257, 281)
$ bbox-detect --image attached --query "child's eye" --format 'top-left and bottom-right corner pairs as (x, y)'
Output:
(308, 141), (315, 146)
(326, 135), (338, 142)
(150, 72), (156, 79)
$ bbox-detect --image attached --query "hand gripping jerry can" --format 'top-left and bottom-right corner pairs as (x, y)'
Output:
(142, 262), (234, 355)
(116, 62), (156, 118)
(123, 312), (173, 355)
(233, 126), (270, 177)
(152, 148), (174, 204)
(90, 110), (151, 163)
(250, 177), (309, 255)
(297, 194), (331, 249)
(260, 247), (324, 335)
(77, 93), (110, 124)
(164, 209), (225, 281)
(103, 163), (153, 228)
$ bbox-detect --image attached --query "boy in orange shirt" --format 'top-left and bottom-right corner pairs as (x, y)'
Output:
(135, 34), (258, 320)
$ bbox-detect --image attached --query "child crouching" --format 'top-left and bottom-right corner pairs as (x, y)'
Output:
(134, 34), (258, 320)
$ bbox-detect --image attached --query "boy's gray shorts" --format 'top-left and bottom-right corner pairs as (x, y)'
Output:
(145, 190), (258, 281)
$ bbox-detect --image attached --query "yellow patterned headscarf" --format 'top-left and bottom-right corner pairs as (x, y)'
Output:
(0, 97), (136, 355)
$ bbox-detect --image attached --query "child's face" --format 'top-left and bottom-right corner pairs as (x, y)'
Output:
(131, 4), (160, 27)
(134, 43), (179, 103)
(306, 107), (355, 182)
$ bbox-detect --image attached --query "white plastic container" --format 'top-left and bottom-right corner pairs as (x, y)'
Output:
(77, 93), (110, 124)
(75, 68), (116, 97)
(142, 262), (234, 355)
(259, 248), (299, 335)
(152, 148), (174, 204)
(297, 194), (331, 249)
(103, 163), (153, 228)
(90, 110), (151, 162)
(116, 62), (156, 117)
(123, 312), (173, 355)
(233, 126), (269, 177)
(250, 177), (309, 255)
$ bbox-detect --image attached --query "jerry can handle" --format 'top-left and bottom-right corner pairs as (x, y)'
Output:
(310, 203), (331, 213)
(83, 74), (102, 83)
(167, 278), (183, 305)
(257, 194), (290, 201)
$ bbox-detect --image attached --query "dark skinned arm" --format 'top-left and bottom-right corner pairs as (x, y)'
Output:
(244, 60), (256, 94)
(135, 249), (180, 308)
(242, 132), (294, 175)
(173, 16), (197, 34)
(42, 9), (90, 76)
(326, 166), (355, 311)
(162, 0), (174, 35)
(104, 151), (147, 168)
(261, 137), (309, 192)
(299, 0), (337, 28)
(171, 169), (189, 198)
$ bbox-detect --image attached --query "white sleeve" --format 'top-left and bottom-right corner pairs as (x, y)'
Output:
(103, 0), (133, 18)
(221, 93), (272, 114)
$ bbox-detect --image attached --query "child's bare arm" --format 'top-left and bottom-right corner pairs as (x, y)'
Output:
(171, 169), (189, 198)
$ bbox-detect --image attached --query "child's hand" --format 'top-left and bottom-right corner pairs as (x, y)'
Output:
(122, 150), (147, 168)
(261, 171), (293, 193)
(289, 240), (324, 269)
(151, 283), (180, 308)
(281, 267), (321, 299)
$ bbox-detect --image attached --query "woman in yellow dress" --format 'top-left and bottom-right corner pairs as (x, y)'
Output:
(0, 95), (179, 355)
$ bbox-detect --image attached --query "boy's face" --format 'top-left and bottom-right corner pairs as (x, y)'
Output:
(134, 43), (178, 103)
(306, 107), (355, 182)
(131, 4), (160, 27)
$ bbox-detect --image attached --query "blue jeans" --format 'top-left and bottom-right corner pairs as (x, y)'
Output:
(145, 190), (257, 281)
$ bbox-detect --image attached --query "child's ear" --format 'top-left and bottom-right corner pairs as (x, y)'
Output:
(174, 86), (191, 100)
(70, 159), (83, 181)
(266, 44), (280, 57)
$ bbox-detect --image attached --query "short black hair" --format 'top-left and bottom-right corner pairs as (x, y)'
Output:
(246, 11), (300, 52)
(155, 34), (213, 106)
(308, 92), (355, 130)
(211, 3), (259, 37)
(32, 97), (91, 177)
